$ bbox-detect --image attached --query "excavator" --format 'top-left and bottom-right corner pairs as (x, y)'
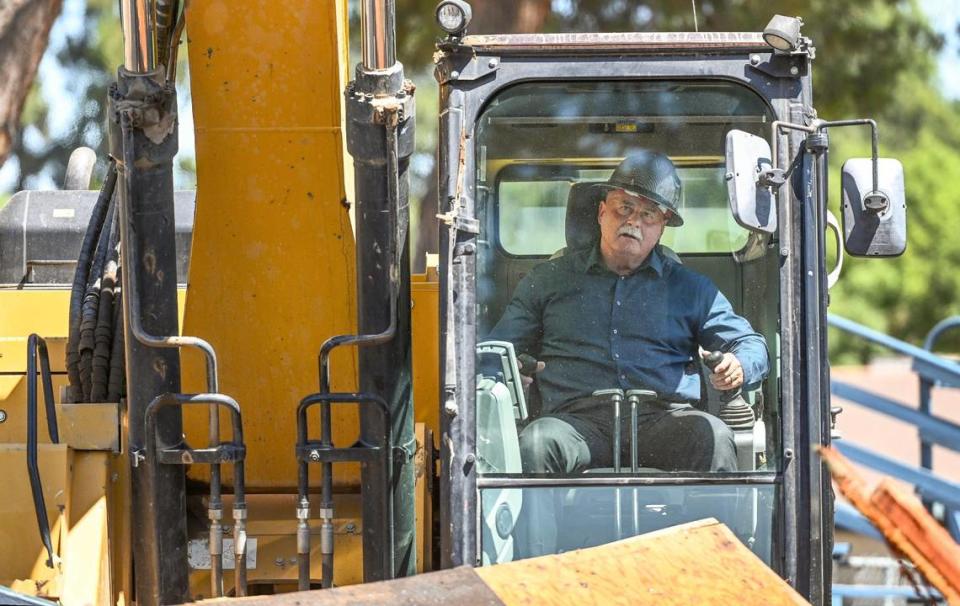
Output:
(0, 1), (909, 605)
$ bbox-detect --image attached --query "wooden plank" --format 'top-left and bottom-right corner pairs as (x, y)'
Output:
(476, 518), (807, 606)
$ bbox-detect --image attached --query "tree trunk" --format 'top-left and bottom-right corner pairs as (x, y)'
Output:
(413, 0), (550, 272)
(0, 0), (62, 168)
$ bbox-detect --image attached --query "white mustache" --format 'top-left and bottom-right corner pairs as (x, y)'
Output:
(617, 225), (644, 241)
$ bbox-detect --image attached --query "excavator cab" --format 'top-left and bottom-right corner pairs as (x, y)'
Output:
(436, 19), (907, 604)
(469, 70), (779, 563)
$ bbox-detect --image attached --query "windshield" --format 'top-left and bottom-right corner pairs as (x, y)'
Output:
(472, 80), (781, 565)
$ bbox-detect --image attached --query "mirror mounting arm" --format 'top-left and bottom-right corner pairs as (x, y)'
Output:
(771, 118), (888, 212)
(757, 168), (786, 189)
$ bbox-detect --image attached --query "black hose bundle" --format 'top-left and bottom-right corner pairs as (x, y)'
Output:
(90, 222), (121, 402)
(66, 161), (117, 403)
(78, 198), (117, 401)
(107, 270), (126, 403)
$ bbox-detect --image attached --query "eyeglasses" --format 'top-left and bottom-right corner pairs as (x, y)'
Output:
(607, 200), (667, 225)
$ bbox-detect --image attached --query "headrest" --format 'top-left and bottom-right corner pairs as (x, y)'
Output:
(565, 182), (603, 251)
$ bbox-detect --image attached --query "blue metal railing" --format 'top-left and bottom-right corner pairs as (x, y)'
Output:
(832, 584), (943, 604)
(828, 313), (960, 541)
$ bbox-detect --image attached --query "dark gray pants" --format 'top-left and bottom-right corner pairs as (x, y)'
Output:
(515, 401), (737, 557)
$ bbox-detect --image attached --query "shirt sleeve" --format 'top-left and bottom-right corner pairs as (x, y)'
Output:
(696, 278), (770, 388)
(485, 270), (544, 358)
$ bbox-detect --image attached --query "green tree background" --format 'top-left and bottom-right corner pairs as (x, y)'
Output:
(3, 0), (959, 359)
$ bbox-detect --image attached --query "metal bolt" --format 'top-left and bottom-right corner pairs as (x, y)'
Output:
(488, 58), (498, 68)
(0, 409), (6, 423)
(450, 70), (460, 79)
(750, 54), (761, 65)
(274, 556), (285, 568)
(789, 66), (799, 76)
(309, 450), (321, 462)
(465, 453), (476, 464)
(784, 448), (795, 460)
(345, 522), (357, 533)
(780, 247), (789, 257)
(288, 558), (297, 566)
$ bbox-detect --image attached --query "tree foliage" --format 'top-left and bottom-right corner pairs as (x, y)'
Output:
(828, 76), (960, 359)
(4, 0), (960, 356)
(0, 0), (62, 169)
(3, 0), (120, 192)
(396, 0), (942, 118)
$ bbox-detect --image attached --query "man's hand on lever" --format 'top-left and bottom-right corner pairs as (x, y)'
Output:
(516, 353), (545, 389)
(701, 349), (745, 391)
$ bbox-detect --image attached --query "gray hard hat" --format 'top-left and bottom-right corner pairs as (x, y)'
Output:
(596, 151), (683, 226)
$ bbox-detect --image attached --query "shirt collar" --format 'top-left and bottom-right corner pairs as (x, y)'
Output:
(582, 243), (665, 277)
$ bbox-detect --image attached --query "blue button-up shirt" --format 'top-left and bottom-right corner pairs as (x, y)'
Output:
(487, 245), (769, 414)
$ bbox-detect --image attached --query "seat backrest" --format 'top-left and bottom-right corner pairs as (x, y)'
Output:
(565, 182), (604, 252)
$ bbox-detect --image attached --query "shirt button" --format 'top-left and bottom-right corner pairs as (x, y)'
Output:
(620, 276), (625, 281)
(614, 353), (620, 359)
(612, 329), (618, 335)
(620, 374), (626, 380)
(616, 300), (622, 306)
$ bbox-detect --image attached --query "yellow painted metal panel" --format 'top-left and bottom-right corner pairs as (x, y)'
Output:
(57, 403), (120, 451)
(60, 451), (114, 606)
(182, 0), (359, 490)
(411, 275), (440, 440)
(0, 373), (68, 444)
(0, 337), (66, 374)
(0, 290), (186, 347)
(0, 290), (70, 337)
(0, 444), (67, 587)
(0, 290), (184, 442)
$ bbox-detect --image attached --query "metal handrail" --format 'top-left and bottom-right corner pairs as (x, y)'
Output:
(830, 380), (960, 452)
(828, 315), (960, 386)
(828, 313), (960, 542)
(26, 335), (59, 569)
(923, 316), (960, 352)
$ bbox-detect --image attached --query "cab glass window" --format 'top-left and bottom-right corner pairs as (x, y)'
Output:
(472, 80), (780, 565)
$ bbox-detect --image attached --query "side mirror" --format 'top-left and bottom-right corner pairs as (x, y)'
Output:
(724, 129), (776, 233)
(840, 158), (906, 257)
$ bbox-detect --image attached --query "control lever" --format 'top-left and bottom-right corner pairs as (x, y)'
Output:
(625, 389), (656, 537)
(703, 351), (755, 430)
(592, 388), (624, 539)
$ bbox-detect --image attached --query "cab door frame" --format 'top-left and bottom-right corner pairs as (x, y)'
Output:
(435, 32), (829, 603)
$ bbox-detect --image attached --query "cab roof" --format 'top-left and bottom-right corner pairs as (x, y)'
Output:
(460, 32), (771, 56)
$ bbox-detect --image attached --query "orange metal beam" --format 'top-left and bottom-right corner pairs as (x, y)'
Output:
(820, 445), (960, 603)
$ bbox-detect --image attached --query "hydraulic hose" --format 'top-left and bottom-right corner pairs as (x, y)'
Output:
(91, 217), (122, 402)
(107, 291), (126, 402)
(79, 199), (118, 400)
(67, 161), (117, 402)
